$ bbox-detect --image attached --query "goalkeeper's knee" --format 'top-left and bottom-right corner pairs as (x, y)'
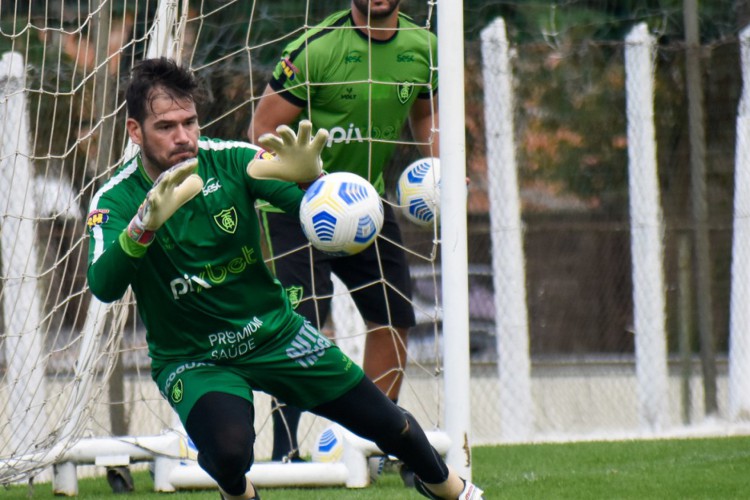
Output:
(375, 408), (448, 485)
(198, 441), (255, 493)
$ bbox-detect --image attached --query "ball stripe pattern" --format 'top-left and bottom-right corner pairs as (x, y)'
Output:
(299, 172), (384, 256)
(396, 157), (441, 227)
(311, 211), (337, 242)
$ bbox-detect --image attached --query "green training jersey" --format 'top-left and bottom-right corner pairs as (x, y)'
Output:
(269, 10), (438, 194)
(86, 138), (306, 372)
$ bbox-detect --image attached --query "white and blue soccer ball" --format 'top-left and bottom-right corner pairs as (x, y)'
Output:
(311, 425), (345, 463)
(396, 157), (441, 227)
(300, 172), (384, 256)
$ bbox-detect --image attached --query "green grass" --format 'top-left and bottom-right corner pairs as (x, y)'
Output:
(5, 437), (750, 499)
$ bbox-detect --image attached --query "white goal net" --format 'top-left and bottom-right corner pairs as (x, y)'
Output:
(0, 0), (448, 488)
(4, 0), (750, 492)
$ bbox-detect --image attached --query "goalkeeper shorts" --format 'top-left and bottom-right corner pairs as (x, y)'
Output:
(261, 203), (417, 329)
(154, 320), (365, 424)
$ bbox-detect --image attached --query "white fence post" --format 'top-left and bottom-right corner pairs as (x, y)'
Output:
(625, 23), (670, 431)
(728, 24), (750, 422)
(481, 18), (534, 442)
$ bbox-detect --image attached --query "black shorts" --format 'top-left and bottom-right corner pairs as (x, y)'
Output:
(261, 203), (416, 329)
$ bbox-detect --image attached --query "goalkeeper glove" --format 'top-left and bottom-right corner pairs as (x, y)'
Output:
(125, 158), (204, 246)
(246, 120), (329, 184)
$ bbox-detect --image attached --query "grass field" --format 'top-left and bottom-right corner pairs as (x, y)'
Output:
(5, 436), (750, 499)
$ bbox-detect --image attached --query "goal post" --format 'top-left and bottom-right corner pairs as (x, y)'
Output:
(437, 0), (473, 479)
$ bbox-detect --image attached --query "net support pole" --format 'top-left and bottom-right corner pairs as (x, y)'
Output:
(437, 0), (472, 478)
(481, 18), (534, 442)
(624, 24), (670, 431)
(0, 51), (48, 456)
(728, 25), (750, 421)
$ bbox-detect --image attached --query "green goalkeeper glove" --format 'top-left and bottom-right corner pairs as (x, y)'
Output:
(246, 120), (329, 184)
(125, 158), (204, 246)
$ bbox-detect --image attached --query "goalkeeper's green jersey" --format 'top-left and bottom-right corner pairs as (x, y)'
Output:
(86, 138), (306, 372)
(268, 9), (438, 195)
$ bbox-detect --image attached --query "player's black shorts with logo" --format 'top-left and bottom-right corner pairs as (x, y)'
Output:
(261, 203), (416, 329)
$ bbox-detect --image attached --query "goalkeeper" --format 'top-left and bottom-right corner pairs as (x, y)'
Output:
(86, 58), (482, 500)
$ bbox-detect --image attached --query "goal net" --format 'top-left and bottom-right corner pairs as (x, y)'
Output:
(0, 0), (447, 487)
(4, 0), (750, 491)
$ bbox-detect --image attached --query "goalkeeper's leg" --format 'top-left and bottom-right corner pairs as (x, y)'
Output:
(363, 322), (408, 399)
(311, 377), (484, 499)
(185, 392), (259, 500)
(270, 398), (303, 461)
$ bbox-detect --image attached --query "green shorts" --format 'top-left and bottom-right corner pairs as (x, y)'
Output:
(153, 321), (364, 424)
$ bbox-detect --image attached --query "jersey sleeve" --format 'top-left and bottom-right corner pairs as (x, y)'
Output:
(268, 41), (310, 107)
(86, 191), (144, 303)
(419, 31), (439, 98)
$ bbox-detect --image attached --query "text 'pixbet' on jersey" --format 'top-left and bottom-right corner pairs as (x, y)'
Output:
(326, 123), (402, 147)
(169, 245), (259, 300)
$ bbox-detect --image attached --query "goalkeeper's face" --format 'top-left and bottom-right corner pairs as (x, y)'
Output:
(127, 90), (200, 176)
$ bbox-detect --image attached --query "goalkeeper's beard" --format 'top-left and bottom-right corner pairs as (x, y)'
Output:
(140, 136), (197, 175)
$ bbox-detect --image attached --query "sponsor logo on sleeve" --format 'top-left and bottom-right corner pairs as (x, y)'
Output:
(281, 58), (298, 80)
(254, 149), (275, 161)
(86, 209), (110, 228)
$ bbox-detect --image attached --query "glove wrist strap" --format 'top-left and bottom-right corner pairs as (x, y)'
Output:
(298, 171), (326, 191)
(126, 215), (156, 246)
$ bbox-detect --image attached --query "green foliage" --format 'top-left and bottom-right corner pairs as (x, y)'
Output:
(465, 0), (740, 43)
(513, 40), (629, 204)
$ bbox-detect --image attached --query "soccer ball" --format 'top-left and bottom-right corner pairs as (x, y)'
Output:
(396, 157), (441, 227)
(311, 425), (345, 463)
(299, 172), (384, 256)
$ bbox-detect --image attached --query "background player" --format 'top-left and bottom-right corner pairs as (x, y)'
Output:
(249, 0), (439, 468)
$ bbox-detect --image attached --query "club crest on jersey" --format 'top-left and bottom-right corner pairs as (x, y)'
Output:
(286, 285), (304, 309)
(171, 379), (184, 404)
(86, 209), (110, 228)
(214, 207), (238, 234)
(280, 58), (298, 80)
(397, 82), (414, 104)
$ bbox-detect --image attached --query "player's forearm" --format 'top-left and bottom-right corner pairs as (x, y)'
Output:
(248, 85), (304, 143)
(410, 101), (439, 157)
(87, 234), (141, 303)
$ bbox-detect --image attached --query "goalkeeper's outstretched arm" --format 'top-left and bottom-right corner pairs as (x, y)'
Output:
(87, 159), (203, 302)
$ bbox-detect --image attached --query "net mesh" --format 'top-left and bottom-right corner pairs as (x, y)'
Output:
(1, 0), (748, 486)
